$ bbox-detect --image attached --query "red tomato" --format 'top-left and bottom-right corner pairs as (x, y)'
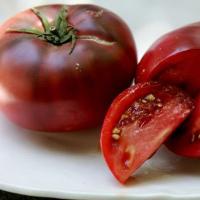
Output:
(137, 22), (200, 96)
(0, 4), (137, 131)
(137, 23), (200, 157)
(100, 82), (193, 183)
(166, 95), (200, 157)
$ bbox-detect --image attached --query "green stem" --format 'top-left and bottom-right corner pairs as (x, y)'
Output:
(7, 6), (78, 54)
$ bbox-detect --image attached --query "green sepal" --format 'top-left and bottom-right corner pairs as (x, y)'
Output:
(7, 28), (43, 36)
(7, 6), (78, 54)
(31, 8), (50, 32)
(55, 5), (68, 37)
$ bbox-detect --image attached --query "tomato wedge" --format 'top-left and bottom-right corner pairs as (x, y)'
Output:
(100, 82), (193, 183)
(166, 95), (200, 157)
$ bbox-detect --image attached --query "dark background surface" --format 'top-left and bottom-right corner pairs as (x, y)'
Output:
(0, 190), (63, 200)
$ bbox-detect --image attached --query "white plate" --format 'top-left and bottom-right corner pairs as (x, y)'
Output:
(1, 0), (200, 199)
(1, 113), (200, 200)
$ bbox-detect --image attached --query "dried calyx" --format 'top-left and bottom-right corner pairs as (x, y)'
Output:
(7, 6), (77, 54)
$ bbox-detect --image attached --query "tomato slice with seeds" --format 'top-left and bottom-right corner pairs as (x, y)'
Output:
(166, 95), (200, 158)
(100, 82), (193, 183)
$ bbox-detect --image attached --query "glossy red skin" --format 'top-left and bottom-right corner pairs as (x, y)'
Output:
(166, 95), (200, 157)
(137, 22), (200, 96)
(137, 22), (200, 157)
(100, 82), (193, 183)
(0, 4), (137, 132)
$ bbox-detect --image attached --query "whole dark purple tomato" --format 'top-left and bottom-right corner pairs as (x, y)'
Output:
(0, 4), (137, 132)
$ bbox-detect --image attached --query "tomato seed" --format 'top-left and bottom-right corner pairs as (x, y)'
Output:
(157, 98), (161, 102)
(112, 134), (120, 140)
(145, 94), (155, 101)
(112, 127), (121, 134)
(157, 103), (163, 108)
(121, 114), (129, 119)
(142, 99), (147, 103)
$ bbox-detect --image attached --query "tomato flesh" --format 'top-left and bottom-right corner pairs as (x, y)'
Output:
(101, 82), (193, 183)
(166, 95), (200, 157)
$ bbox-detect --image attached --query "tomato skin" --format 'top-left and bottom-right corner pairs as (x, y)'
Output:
(0, 4), (137, 131)
(166, 95), (200, 158)
(100, 82), (193, 183)
(137, 22), (200, 157)
(136, 22), (200, 96)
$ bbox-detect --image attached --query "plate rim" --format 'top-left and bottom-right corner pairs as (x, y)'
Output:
(1, 182), (200, 200)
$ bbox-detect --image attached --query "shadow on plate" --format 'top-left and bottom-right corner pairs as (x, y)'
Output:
(0, 113), (100, 154)
(126, 146), (200, 186)
(26, 128), (101, 155)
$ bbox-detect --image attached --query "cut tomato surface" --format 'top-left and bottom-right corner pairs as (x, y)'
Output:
(166, 95), (200, 158)
(100, 82), (193, 183)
